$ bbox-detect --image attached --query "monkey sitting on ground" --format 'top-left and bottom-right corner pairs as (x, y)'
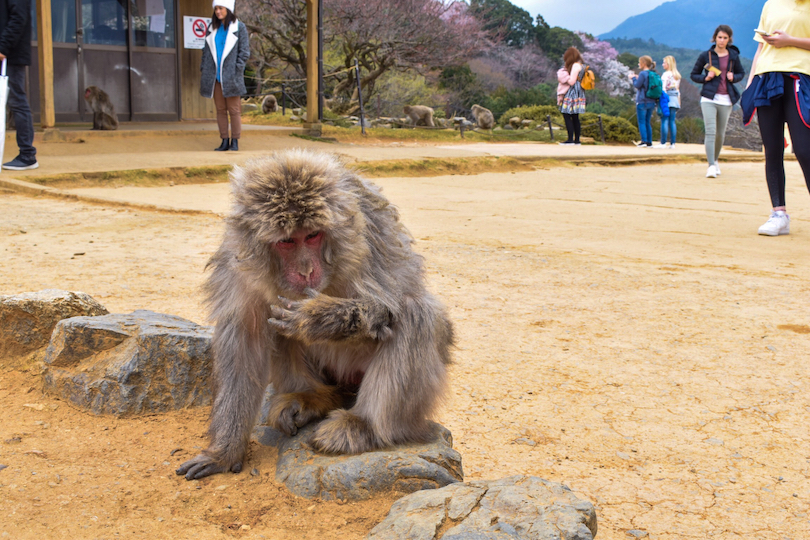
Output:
(84, 86), (119, 130)
(471, 104), (495, 131)
(261, 94), (278, 114)
(176, 149), (454, 480)
(403, 105), (435, 127)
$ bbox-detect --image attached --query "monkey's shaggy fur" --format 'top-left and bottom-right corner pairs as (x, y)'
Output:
(177, 149), (454, 479)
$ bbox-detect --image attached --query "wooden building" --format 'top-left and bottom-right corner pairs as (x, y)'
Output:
(29, 0), (320, 127)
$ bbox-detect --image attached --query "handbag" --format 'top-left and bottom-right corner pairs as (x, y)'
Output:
(559, 81), (586, 115)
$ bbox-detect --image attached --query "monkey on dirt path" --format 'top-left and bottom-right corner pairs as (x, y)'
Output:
(84, 86), (119, 130)
(177, 149), (454, 480)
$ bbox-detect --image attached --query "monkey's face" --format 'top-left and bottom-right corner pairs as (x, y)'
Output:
(273, 229), (326, 294)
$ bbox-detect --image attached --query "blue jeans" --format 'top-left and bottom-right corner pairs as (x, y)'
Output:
(661, 108), (678, 144)
(636, 103), (655, 144)
(7, 64), (36, 160)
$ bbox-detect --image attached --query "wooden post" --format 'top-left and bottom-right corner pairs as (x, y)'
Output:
(303, 0), (321, 136)
(35, 0), (56, 129)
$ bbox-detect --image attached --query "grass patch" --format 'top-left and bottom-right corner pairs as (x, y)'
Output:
(27, 165), (232, 189)
(354, 156), (552, 177)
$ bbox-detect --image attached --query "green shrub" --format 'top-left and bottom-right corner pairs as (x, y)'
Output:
(676, 116), (705, 143)
(498, 104), (562, 126)
(323, 108), (354, 128)
(580, 112), (639, 143)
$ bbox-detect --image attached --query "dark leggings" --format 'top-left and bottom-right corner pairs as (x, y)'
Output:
(563, 113), (581, 143)
(757, 74), (810, 208)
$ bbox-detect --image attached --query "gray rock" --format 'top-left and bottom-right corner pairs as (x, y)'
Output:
(241, 103), (259, 113)
(267, 419), (462, 501)
(0, 290), (108, 359)
(367, 475), (597, 540)
(42, 310), (213, 416)
(292, 108), (302, 116)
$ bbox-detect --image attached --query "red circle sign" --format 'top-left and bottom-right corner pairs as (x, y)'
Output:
(192, 19), (207, 38)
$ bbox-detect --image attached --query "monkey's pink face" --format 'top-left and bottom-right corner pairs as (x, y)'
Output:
(273, 230), (326, 294)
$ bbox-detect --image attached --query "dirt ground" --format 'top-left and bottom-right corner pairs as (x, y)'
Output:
(1, 156), (810, 540)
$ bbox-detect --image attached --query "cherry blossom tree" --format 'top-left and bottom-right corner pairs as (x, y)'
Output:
(577, 32), (633, 96)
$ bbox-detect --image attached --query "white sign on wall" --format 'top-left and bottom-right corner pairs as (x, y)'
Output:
(184, 16), (211, 49)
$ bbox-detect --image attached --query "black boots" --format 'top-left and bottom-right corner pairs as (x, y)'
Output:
(229, 138), (239, 151)
(214, 138), (229, 151)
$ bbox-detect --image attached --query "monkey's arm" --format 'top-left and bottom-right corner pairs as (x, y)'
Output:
(268, 290), (393, 344)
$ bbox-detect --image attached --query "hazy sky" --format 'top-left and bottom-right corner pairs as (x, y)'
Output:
(510, 0), (670, 36)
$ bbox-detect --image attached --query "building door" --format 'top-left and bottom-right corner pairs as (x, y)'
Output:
(30, 0), (179, 123)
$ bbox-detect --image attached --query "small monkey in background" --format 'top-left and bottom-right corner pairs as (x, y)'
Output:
(84, 86), (119, 130)
(177, 149), (454, 480)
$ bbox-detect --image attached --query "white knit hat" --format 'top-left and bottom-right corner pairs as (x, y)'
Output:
(213, 0), (235, 13)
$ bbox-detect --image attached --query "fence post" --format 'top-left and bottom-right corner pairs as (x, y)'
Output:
(460, 121), (465, 139)
(281, 83), (286, 116)
(546, 115), (554, 141)
(354, 58), (366, 136)
(598, 115), (605, 144)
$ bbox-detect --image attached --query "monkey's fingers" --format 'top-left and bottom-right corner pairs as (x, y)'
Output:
(267, 317), (294, 335)
(270, 305), (292, 320)
(176, 455), (228, 480)
(277, 296), (303, 310)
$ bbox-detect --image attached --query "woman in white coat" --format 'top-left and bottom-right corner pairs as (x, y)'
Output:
(200, 0), (250, 151)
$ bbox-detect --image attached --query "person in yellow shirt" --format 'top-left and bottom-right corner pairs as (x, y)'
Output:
(745, 0), (810, 236)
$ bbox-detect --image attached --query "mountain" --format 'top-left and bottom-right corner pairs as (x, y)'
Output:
(598, 0), (762, 59)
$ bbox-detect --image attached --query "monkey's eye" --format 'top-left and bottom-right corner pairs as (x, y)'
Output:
(305, 231), (323, 243)
(277, 238), (295, 245)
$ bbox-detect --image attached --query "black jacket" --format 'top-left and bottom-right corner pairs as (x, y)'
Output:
(690, 44), (745, 104)
(0, 0), (31, 65)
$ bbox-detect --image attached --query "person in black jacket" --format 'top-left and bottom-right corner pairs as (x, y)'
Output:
(690, 25), (745, 178)
(0, 0), (37, 170)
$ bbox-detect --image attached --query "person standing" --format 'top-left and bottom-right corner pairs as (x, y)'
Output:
(690, 25), (745, 178)
(743, 0), (810, 236)
(0, 0), (38, 170)
(557, 46), (586, 145)
(655, 55), (681, 148)
(200, 0), (250, 151)
(628, 56), (658, 148)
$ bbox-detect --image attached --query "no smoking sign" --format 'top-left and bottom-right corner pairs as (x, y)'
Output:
(184, 16), (211, 49)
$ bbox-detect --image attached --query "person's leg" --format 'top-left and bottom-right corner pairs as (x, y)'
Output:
(572, 114), (581, 143)
(714, 104), (733, 162)
(644, 104), (654, 144)
(7, 64), (36, 161)
(563, 113), (574, 142)
(757, 100), (787, 208)
(783, 76), (810, 196)
(701, 101), (718, 165)
(213, 82), (229, 139)
(226, 95), (242, 150)
(635, 104), (646, 144)
(669, 107), (678, 146)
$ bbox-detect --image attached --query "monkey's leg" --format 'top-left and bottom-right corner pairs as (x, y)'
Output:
(93, 111), (102, 130)
(176, 314), (271, 480)
(267, 384), (343, 436)
(311, 299), (451, 454)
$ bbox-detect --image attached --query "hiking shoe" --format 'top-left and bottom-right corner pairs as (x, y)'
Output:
(758, 212), (790, 236)
(2, 156), (39, 171)
(706, 165), (717, 178)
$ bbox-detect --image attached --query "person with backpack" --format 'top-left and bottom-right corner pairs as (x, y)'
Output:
(557, 46), (587, 145)
(628, 55), (661, 148)
(655, 55), (682, 148)
(690, 25), (746, 178)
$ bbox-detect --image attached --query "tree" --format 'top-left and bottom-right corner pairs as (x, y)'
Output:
(534, 14), (583, 60)
(242, 0), (486, 110)
(467, 0), (534, 48)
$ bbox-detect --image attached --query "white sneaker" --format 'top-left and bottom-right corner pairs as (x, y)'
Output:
(653, 143), (667, 148)
(706, 165), (717, 178)
(715, 163), (721, 175)
(758, 212), (790, 236)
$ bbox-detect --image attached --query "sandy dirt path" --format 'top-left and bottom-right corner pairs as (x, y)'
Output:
(1, 158), (809, 540)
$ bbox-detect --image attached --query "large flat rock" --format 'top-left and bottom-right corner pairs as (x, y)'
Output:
(43, 310), (213, 416)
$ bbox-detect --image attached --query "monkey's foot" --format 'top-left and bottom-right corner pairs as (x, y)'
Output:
(175, 453), (242, 480)
(311, 409), (378, 455)
(269, 390), (341, 436)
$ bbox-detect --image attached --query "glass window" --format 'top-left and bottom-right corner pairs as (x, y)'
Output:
(131, 0), (175, 48)
(82, 0), (128, 46)
(32, 0), (78, 43)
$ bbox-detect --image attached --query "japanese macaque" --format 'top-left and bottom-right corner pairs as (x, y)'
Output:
(176, 149), (454, 480)
(471, 104), (495, 131)
(261, 94), (278, 114)
(84, 86), (119, 130)
(403, 105), (435, 127)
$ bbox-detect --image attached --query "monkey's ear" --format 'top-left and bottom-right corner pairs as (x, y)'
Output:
(323, 242), (333, 265)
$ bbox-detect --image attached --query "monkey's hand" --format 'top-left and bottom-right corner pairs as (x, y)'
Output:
(175, 452), (242, 481)
(268, 290), (393, 343)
